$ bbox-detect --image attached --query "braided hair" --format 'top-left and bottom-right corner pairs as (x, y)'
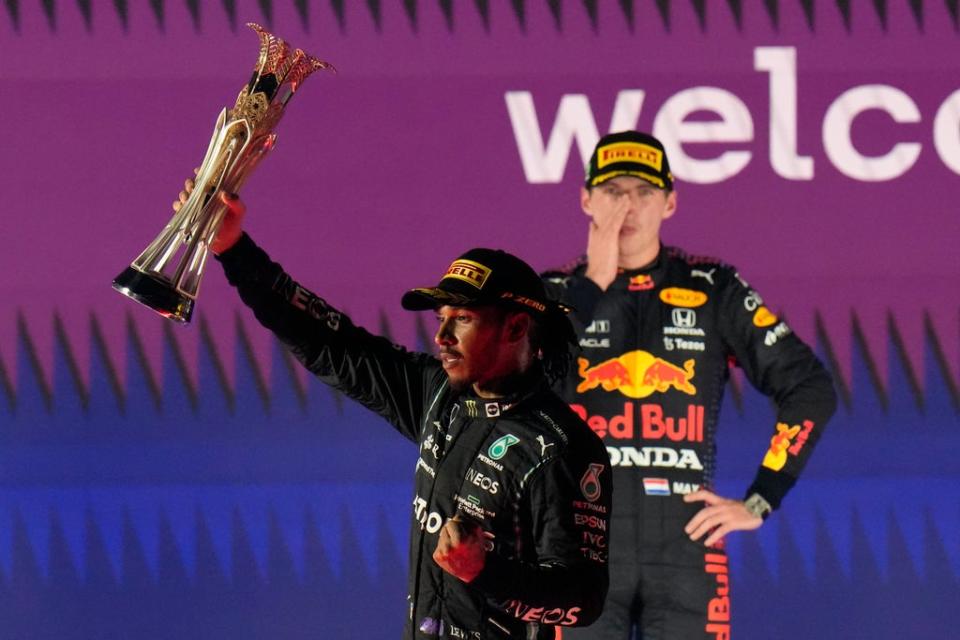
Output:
(528, 303), (578, 387)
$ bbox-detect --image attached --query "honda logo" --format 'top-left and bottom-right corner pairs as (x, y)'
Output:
(672, 309), (697, 328)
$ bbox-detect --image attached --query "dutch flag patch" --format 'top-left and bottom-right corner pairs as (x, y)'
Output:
(643, 477), (671, 496)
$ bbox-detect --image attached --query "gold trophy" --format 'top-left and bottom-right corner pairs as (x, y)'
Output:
(112, 23), (333, 323)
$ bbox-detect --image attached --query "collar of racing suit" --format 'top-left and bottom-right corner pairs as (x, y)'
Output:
(453, 368), (546, 419)
(569, 244), (670, 294)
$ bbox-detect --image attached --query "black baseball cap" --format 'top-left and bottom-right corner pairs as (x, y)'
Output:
(585, 131), (674, 190)
(401, 248), (568, 316)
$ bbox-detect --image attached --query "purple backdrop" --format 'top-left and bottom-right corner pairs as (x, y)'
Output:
(1, 0), (958, 390)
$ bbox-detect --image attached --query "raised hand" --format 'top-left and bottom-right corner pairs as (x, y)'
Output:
(172, 168), (246, 255)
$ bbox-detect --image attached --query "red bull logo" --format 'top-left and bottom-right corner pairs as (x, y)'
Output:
(788, 420), (815, 456)
(577, 351), (697, 398)
(628, 274), (654, 291)
(761, 422), (800, 471)
(570, 402), (705, 443)
(705, 551), (731, 639)
(762, 419), (815, 470)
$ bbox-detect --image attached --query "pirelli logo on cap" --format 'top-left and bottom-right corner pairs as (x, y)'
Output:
(444, 259), (491, 289)
(597, 142), (663, 171)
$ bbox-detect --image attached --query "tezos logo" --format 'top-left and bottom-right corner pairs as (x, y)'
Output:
(488, 434), (520, 460)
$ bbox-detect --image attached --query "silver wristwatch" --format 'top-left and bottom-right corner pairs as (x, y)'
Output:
(744, 493), (773, 520)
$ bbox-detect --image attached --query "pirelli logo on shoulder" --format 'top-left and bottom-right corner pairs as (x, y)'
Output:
(597, 142), (663, 170)
(444, 259), (491, 290)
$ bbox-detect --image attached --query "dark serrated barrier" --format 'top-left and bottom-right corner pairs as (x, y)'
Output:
(0, 309), (957, 638)
(1, 0), (951, 34)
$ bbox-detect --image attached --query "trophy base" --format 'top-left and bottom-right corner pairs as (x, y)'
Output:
(112, 267), (195, 324)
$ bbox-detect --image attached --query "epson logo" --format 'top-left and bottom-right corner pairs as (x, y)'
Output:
(574, 514), (607, 531)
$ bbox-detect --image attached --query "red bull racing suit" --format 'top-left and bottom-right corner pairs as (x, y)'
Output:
(543, 246), (837, 639)
(218, 234), (612, 639)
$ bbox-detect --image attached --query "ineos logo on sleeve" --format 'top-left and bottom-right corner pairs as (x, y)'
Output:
(504, 600), (582, 626)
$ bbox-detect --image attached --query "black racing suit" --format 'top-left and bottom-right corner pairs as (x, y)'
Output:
(218, 234), (612, 640)
(543, 246), (837, 640)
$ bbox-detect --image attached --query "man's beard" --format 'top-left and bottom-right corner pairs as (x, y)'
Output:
(439, 348), (470, 392)
(446, 375), (471, 392)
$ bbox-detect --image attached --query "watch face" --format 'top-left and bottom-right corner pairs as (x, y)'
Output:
(745, 494), (772, 519)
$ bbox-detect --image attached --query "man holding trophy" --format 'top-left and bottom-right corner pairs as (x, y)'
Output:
(117, 24), (611, 638)
(183, 187), (612, 639)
